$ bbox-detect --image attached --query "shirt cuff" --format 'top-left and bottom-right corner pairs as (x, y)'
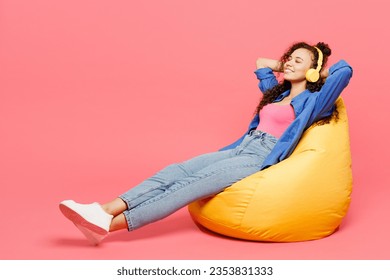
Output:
(254, 67), (275, 80)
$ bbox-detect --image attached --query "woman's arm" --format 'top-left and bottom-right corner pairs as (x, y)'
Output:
(312, 60), (353, 119)
(254, 58), (281, 93)
(256, 58), (283, 72)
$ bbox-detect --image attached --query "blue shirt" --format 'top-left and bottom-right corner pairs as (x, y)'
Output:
(220, 60), (353, 170)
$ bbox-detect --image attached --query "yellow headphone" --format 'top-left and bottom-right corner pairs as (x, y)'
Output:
(305, 46), (323, 83)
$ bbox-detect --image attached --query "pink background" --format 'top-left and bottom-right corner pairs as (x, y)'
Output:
(1, 0), (389, 259)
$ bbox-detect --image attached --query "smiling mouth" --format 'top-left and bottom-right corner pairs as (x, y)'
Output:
(284, 69), (294, 73)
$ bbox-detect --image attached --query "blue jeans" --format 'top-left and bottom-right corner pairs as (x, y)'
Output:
(119, 131), (277, 231)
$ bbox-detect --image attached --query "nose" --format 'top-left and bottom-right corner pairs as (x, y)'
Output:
(285, 60), (292, 68)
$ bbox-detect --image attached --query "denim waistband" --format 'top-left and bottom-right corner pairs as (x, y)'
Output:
(247, 130), (278, 143)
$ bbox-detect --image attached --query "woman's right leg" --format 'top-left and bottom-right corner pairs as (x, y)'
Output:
(120, 132), (276, 231)
(100, 149), (236, 232)
(60, 132), (276, 243)
(60, 149), (235, 243)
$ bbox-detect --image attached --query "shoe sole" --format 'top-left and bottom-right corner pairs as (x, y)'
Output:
(59, 203), (108, 236)
(74, 224), (106, 245)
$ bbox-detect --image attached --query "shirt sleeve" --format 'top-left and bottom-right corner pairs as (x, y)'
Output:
(312, 60), (353, 118)
(254, 67), (279, 93)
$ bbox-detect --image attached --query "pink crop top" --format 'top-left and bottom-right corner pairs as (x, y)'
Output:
(256, 103), (295, 138)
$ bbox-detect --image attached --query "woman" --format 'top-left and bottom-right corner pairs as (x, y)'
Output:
(60, 42), (353, 245)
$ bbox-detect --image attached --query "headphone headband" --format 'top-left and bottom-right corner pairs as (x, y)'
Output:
(305, 46), (324, 83)
(313, 46), (323, 71)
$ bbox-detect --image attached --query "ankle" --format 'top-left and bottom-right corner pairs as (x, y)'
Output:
(101, 204), (114, 215)
(102, 198), (127, 216)
(109, 214), (128, 232)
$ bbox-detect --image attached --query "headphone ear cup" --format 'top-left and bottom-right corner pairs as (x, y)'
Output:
(306, 68), (320, 83)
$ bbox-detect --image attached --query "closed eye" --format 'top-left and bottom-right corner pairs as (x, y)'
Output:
(288, 56), (303, 63)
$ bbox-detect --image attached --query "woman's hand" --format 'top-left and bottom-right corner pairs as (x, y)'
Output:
(256, 58), (283, 72)
(320, 67), (329, 80)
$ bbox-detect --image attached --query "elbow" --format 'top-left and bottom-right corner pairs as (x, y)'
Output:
(256, 58), (268, 69)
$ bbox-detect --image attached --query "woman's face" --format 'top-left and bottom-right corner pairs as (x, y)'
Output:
(283, 48), (314, 82)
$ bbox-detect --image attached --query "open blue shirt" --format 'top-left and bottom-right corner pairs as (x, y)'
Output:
(220, 60), (353, 170)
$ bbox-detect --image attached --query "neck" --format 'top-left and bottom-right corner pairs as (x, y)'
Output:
(289, 80), (307, 98)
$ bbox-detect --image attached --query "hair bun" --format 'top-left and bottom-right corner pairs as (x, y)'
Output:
(316, 42), (332, 57)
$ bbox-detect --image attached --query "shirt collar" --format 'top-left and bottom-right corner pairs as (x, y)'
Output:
(274, 89), (311, 115)
(274, 90), (291, 102)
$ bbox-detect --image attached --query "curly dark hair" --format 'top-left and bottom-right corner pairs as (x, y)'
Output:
(255, 42), (338, 126)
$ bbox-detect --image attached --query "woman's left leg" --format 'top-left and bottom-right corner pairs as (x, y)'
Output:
(100, 148), (239, 231)
(60, 132), (277, 242)
(59, 148), (237, 242)
(100, 150), (264, 232)
(122, 132), (277, 231)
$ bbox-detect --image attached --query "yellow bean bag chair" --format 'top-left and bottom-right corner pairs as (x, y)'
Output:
(188, 98), (352, 242)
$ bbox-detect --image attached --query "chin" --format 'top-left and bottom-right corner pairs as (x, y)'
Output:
(284, 75), (305, 83)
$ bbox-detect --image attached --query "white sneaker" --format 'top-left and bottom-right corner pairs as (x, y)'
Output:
(59, 200), (113, 245)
